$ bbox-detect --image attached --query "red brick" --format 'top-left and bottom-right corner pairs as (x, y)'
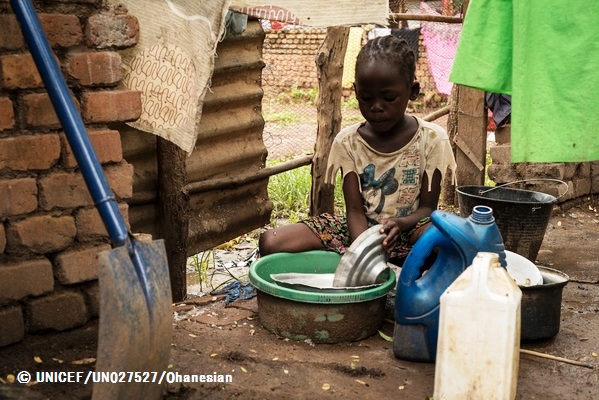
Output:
(514, 163), (565, 180)
(0, 134), (61, 171)
(487, 164), (518, 185)
(39, 164), (132, 210)
(105, 162), (134, 199)
(66, 51), (122, 86)
(55, 244), (111, 284)
(0, 97), (15, 131)
(494, 124), (511, 145)
(0, 178), (38, 218)
(0, 258), (54, 301)
(0, 14), (23, 51)
(574, 177), (592, 198)
(83, 282), (99, 318)
(85, 11), (139, 49)
(26, 291), (88, 332)
(561, 180), (576, 202)
(23, 92), (80, 129)
(39, 13), (83, 48)
(578, 162), (592, 177)
(0, 224), (5, 254)
(7, 215), (76, 254)
(0, 306), (25, 347)
(62, 129), (123, 168)
(0, 53), (44, 89)
(563, 163), (579, 180)
(82, 90), (142, 123)
(39, 171), (93, 209)
(489, 144), (512, 166)
(75, 203), (129, 241)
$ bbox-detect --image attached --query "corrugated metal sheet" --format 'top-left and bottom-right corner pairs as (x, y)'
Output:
(123, 20), (271, 255)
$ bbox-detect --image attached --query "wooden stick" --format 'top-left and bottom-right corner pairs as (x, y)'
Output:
(186, 154), (313, 195)
(388, 13), (463, 24)
(520, 349), (595, 369)
(423, 105), (451, 122)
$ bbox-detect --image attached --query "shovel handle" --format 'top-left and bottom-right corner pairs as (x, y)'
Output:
(11, 0), (128, 247)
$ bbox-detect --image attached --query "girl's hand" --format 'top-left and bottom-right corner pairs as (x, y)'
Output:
(379, 218), (403, 253)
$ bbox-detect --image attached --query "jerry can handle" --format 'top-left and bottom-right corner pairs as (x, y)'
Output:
(400, 227), (450, 285)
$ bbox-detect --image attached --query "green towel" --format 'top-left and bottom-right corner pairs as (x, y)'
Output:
(450, 0), (599, 162)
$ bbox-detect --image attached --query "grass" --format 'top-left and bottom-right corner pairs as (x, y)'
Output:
(262, 110), (303, 125)
(484, 149), (495, 187)
(188, 250), (214, 292)
(274, 85), (318, 105)
(188, 248), (249, 292)
(267, 161), (345, 223)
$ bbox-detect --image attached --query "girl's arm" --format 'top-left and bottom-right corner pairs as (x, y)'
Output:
(343, 171), (369, 243)
(380, 169), (442, 250)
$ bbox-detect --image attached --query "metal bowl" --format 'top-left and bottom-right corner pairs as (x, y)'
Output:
(333, 225), (389, 287)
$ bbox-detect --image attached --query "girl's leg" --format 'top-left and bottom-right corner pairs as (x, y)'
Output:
(259, 223), (324, 256)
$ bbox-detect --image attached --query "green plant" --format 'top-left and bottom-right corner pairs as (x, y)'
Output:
(484, 149), (496, 187)
(342, 113), (364, 124)
(189, 250), (215, 292)
(267, 161), (345, 223)
(275, 85), (318, 105)
(262, 110), (302, 125)
(188, 248), (249, 293)
(289, 85), (318, 105)
(341, 94), (360, 110)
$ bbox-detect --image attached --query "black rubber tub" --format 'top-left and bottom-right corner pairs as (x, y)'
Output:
(520, 266), (569, 341)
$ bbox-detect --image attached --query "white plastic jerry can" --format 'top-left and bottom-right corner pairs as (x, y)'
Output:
(434, 252), (522, 400)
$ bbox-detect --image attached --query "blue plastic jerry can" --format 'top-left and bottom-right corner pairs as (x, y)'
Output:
(393, 205), (506, 362)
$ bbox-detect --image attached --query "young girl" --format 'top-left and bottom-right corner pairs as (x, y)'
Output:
(259, 35), (456, 265)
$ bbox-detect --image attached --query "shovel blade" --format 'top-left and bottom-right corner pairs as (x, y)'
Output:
(92, 239), (172, 400)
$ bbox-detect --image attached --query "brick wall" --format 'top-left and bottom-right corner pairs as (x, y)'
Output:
(262, 27), (441, 102)
(262, 28), (327, 97)
(0, 2), (140, 346)
(488, 125), (599, 202)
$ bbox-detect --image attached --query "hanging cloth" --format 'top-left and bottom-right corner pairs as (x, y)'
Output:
(450, 0), (599, 162)
(391, 27), (421, 60)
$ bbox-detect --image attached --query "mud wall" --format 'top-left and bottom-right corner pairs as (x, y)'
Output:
(0, 2), (140, 346)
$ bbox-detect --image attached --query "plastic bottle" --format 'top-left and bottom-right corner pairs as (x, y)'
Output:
(434, 252), (521, 400)
(393, 205), (506, 362)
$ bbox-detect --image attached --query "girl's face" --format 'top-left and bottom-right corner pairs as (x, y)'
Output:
(354, 59), (419, 134)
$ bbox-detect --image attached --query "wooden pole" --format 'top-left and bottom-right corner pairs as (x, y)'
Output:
(454, 84), (487, 187)
(157, 137), (190, 302)
(443, 87), (459, 206)
(443, 0), (487, 207)
(389, 13), (463, 24)
(186, 154), (313, 195)
(310, 26), (350, 216)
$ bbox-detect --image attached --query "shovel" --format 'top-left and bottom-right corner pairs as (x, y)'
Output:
(11, 1), (172, 398)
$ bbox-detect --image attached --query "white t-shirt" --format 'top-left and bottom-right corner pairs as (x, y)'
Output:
(326, 117), (456, 224)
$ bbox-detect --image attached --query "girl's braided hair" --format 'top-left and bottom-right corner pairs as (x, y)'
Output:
(355, 35), (416, 86)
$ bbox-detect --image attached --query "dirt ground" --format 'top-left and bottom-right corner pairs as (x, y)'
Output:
(1, 197), (598, 400)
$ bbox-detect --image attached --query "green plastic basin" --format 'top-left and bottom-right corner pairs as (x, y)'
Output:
(249, 250), (396, 304)
(249, 250), (396, 343)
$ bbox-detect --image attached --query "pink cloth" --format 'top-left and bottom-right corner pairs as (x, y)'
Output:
(420, 2), (462, 95)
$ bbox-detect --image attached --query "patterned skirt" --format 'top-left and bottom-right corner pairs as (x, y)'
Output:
(301, 213), (431, 262)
